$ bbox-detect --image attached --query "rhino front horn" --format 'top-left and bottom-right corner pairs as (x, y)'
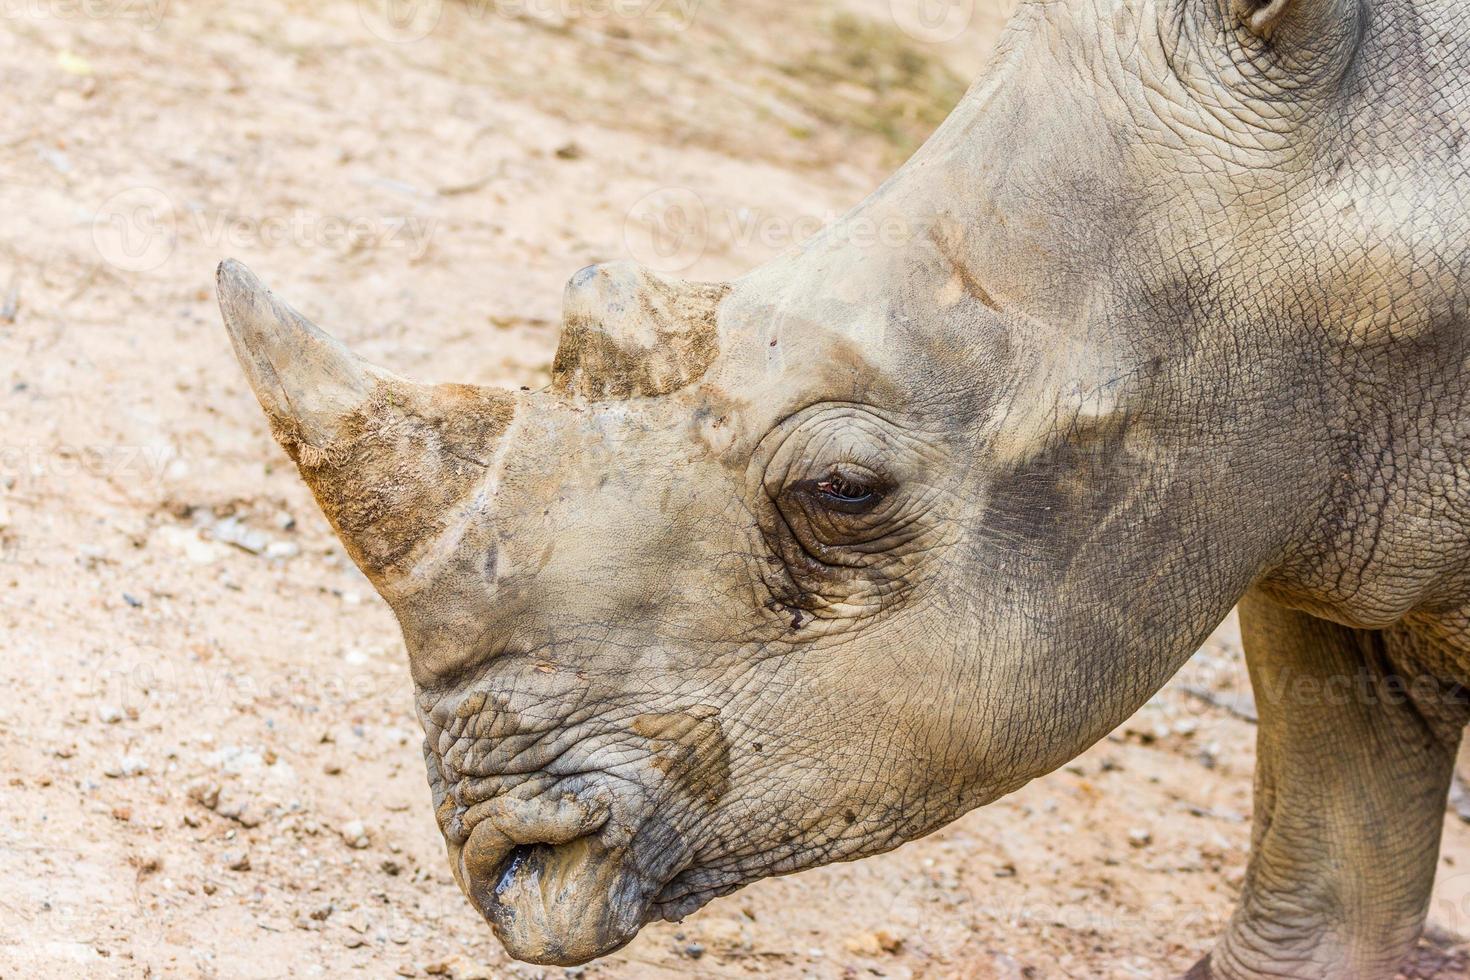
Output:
(215, 259), (517, 582)
(217, 258), (378, 460)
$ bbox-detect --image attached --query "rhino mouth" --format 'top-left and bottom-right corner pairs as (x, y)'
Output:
(424, 692), (731, 964)
(447, 784), (684, 966)
(461, 823), (661, 965)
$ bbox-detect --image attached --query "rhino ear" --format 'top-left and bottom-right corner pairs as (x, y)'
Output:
(216, 259), (517, 583)
(1230, 0), (1360, 41)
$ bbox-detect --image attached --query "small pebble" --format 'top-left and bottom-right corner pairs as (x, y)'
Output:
(340, 819), (371, 849)
(188, 781), (221, 810)
(215, 792), (263, 828)
(103, 756), (148, 778)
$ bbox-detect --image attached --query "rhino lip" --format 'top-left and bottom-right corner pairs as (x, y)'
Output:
(455, 793), (610, 899)
(466, 830), (655, 965)
(449, 788), (651, 963)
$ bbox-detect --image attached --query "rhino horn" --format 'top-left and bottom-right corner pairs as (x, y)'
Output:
(216, 259), (516, 582)
(216, 259), (377, 456)
(551, 262), (729, 399)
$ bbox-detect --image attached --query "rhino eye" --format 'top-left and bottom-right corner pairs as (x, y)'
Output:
(806, 471), (885, 513)
(788, 463), (893, 521)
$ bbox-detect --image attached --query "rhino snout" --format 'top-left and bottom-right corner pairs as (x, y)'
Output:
(455, 789), (653, 966)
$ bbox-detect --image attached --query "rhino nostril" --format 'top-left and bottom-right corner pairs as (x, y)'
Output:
(494, 844), (535, 895)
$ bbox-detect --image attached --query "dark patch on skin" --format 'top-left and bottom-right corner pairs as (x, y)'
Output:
(764, 597), (808, 631)
(268, 379), (515, 578)
(551, 267), (731, 399)
(483, 542), (499, 584)
(809, 333), (909, 409)
(979, 408), (1144, 569)
(629, 705), (730, 806)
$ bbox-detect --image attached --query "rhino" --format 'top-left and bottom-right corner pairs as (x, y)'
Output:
(215, 0), (1470, 974)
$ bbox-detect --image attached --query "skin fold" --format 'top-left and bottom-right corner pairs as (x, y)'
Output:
(216, 0), (1470, 974)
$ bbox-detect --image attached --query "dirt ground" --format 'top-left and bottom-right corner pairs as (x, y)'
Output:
(4, 1), (1470, 977)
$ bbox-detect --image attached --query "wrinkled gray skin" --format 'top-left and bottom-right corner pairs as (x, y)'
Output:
(216, 0), (1470, 974)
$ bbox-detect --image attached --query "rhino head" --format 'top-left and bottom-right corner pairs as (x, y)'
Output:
(219, 0), (1453, 966)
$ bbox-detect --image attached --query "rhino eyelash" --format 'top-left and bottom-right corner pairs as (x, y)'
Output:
(791, 463), (893, 515)
(814, 472), (877, 503)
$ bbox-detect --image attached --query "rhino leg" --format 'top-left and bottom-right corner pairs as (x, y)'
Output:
(1190, 591), (1469, 979)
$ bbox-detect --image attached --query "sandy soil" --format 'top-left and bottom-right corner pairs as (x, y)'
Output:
(3, 1), (1470, 977)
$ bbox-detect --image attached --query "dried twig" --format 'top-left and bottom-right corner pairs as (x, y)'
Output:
(1180, 685), (1258, 724)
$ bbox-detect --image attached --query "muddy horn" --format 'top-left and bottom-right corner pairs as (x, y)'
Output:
(551, 261), (729, 399)
(216, 259), (517, 582)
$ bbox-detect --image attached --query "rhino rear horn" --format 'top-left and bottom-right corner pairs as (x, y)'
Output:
(552, 262), (729, 399)
(216, 259), (517, 582)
